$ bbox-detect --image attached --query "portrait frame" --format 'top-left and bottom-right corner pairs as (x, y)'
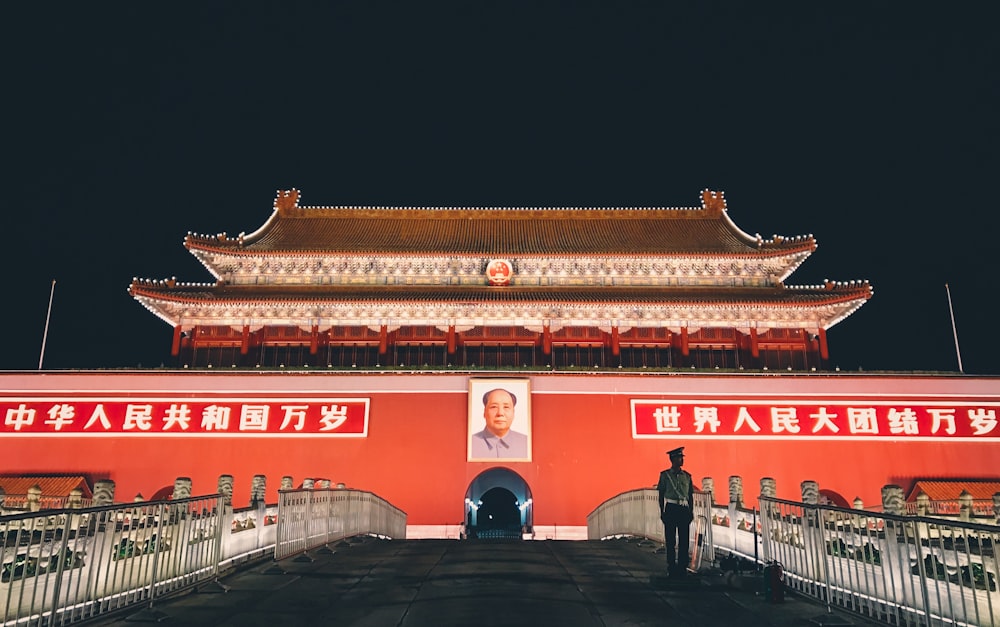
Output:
(467, 378), (532, 462)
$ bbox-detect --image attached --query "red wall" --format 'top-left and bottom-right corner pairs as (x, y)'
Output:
(1, 372), (998, 526)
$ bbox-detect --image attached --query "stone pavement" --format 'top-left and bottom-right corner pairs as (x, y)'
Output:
(86, 536), (886, 626)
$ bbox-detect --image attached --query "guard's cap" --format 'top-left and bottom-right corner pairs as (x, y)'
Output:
(667, 446), (685, 458)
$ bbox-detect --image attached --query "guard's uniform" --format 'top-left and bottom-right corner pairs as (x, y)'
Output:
(656, 450), (694, 576)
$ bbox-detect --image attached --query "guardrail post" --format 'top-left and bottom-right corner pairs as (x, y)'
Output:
(759, 477), (777, 563)
(218, 475), (234, 511)
(255, 498), (267, 551)
(728, 476), (743, 551)
(318, 488), (335, 554)
(958, 490), (973, 522)
(126, 501), (170, 622)
(46, 505), (76, 619)
(265, 490), (289, 573)
(92, 479), (115, 507)
(250, 475), (267, 510)
(250, 472), (268, 554)
(691, 491), (713, 570)
(294, 489), (315, 563)
(200, 495), (231, 593)
(800, 480), (829, 601)
(701, 477), (714, 508)
(879, 484), (926, 626)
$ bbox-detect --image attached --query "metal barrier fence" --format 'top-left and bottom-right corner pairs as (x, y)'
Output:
(2, 488), (401, 626)
(1, 494), (226, 626)
(274, 488), (407, 561)
(587, 488), (1000, 626)
(760, 496), (1000, 627)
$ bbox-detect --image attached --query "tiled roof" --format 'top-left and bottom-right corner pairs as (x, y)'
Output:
(0, 476), (92, 498)
(185, 191), (816, 256)
(907, 480), (1000, 502)
(131, 283), (870, 307)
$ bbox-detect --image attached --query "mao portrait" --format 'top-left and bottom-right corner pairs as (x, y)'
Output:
(468, 378), (531, 461)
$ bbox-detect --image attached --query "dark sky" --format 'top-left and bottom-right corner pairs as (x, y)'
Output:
(3, 4), (997, 373)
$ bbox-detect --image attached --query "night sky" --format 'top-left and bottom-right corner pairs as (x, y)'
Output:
(4, 4), (997, 374)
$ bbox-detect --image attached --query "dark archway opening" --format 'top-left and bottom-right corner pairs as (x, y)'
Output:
(464, 467), (531, 540)
(472, 487), (522, 539)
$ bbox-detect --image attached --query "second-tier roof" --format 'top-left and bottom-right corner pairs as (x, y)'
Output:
(185, 189), (817, 257)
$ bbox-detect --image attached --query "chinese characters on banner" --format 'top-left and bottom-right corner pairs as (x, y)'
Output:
(1, 397), (370, 436)
(631, 399), (1000, 440)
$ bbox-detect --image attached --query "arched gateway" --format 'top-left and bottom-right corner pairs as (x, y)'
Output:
(465, 467), (532, 539)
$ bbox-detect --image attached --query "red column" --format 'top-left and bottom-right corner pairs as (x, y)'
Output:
(171, 326), (182, 357)
(310, 325), (319, 355)
(543, 324), (552, 355)
(379, 325), (388, 355)
(447, 325), (456, 354)
(750, 327), (760, 358)
(611, 326), (620, 356)
(818, 328), (829, 361)
(240, 325), (250, 355)
(681, 326), (689, 357)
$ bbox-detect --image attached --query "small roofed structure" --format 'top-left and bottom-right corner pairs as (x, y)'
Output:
(130, 190), (872, 370)
(907, 480), (1000, 502)
(0, 475), (92, 511)
(907, 479), (1000, 519)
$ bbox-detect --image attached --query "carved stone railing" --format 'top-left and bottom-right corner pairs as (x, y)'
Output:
(588, 476), (1000, 626)
(1, 483), (404, 626)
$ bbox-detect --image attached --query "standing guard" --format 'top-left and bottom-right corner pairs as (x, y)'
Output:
(657, 447), (694, 577)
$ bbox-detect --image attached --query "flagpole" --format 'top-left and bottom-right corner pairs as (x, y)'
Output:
(945, 283), (963, 374)
(38, 279), (56, 370)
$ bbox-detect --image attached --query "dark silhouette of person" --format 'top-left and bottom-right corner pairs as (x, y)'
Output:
(657, 446), (694, 577)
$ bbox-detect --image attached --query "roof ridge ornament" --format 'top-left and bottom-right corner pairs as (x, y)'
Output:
(275, 189), (301, 212)
(700, 189), (726, 214)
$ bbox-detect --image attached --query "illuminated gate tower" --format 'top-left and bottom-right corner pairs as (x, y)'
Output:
(129, 189), (872, 370)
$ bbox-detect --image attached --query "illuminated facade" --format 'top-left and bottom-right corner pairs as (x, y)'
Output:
(129, 189), (872, 370)
(2, 371), (998, 538)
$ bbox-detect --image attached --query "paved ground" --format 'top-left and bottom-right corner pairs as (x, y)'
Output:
(87, 536), (885, 626)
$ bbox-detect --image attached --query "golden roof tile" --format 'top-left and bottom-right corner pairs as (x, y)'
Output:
(185, 189), (816, 257)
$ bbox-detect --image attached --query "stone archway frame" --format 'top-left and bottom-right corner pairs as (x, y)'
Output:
(464, 466), (533, 533)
